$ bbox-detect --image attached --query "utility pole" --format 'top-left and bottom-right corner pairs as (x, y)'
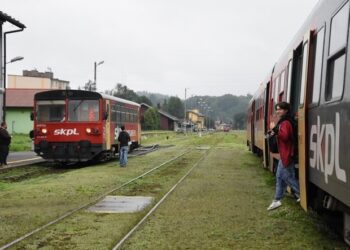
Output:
(184, 88), (188, 132)
(93, 60), (104, 91)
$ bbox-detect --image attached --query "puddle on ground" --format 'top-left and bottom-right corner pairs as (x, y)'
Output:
(88, 196), (153, 213)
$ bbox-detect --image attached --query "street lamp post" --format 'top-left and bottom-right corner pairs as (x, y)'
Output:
(92, 60), (104, 91)
(2, 56), (24, 122)
(0, 13), (26, 122)
(184, 88), (189, 132)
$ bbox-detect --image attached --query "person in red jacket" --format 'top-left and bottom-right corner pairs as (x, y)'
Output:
(267, 102), (300, 211)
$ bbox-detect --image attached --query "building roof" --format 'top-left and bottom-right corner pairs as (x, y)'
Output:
(140, 103), (152, 109)
(0, 11), (26, 28)
(187, 109), (204, 117)
(5, 88), (48, 107)
(158, 110), (179, 121)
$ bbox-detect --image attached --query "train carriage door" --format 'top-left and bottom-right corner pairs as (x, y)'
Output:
(251, 100), (256, 153)
(105, 101), (111, 150)
(297, 31), (313, 211)
(263, 83), (270, 168)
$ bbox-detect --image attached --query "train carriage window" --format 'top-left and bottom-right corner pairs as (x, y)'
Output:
(286, 60), (293, 103)
(122, 112), (126, 122)
(300, 42), (309, 105)
(36, 100), (65, 122)
(280, 71), (285, 93)
(274, 76), (280, 103)
(329, 2), (349, 55)
(68, 100), (99, 122)
(326, 1), (349, 101)
(112, 105), (117, 122)
(311, 27), (325, 104)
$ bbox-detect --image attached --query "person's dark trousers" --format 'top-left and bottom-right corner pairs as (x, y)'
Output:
(0, 145), (7, 165)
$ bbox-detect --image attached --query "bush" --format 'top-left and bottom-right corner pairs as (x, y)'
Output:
(10, 133), (32, 152)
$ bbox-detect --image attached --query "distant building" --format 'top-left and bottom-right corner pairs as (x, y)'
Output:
(5, 70), (69, 134)
(140, 103), (152, 126)
(187, 109), (205, 130)
(5, 88), (48, 134)
(140, 103), (180, 131)
(8, 70), (70, 90)
(158, 110), (179, 131)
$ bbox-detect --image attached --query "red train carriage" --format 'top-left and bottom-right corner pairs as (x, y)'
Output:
(32, 89), (141, 163)
(247, 0), (350, 245)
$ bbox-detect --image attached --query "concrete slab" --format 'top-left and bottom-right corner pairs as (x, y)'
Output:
(88, 196), (154, 213)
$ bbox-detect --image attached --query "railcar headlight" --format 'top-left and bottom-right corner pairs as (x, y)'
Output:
(86, 128), (91, 134)
(41, 128), (47, 134)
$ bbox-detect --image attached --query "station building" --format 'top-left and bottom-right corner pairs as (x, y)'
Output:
(5, 70), (69, 134)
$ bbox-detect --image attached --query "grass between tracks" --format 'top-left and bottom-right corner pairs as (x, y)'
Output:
(0, 131), (217, 248)
(124, 131), (345, 249)
(0, 131), (346, 249)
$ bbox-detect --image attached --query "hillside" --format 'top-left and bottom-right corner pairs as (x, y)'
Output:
(137, 91), (252, 124)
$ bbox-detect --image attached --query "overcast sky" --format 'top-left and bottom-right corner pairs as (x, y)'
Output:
(2, 0), (319, 98)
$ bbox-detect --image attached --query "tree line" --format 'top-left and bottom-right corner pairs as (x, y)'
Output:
(105, 83), (250, 130)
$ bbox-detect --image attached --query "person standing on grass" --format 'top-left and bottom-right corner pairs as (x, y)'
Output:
(267, 102), (300, 211)
(118, 125), (130, 167)
(0, 122), (11, 166)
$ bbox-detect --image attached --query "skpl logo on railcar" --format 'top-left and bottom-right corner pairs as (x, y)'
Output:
(309, 112), (347, 184)
(53, 128), (80, 136)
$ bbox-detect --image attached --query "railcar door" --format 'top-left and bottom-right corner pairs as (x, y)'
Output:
(263, 83), (270, 168)
(288, 32), (313, 211)
(251, 100), (256, 153)
(105, 101), (111, 150)
(297, 31), (313, 211)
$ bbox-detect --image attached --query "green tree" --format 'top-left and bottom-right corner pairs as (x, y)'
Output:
(112, 83), (139, 102)
(234, 112), (247, 130)
(167, 96), (184, 118)
(137, 95), (153, 106)
(143, 108), (160, 130)
(162, 99), (168, 112)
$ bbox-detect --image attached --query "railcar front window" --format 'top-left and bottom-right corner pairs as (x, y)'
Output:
(68, 100), (99, 122)
(36, 101), (65, 122)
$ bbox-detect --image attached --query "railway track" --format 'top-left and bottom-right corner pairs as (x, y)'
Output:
(0, 149), (191, 250)
(0, 145), (160, 182)
(112, 147), (211, 249)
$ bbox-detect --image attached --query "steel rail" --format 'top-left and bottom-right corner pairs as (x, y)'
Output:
(0, 150), (190, 250)
(112, 147), (211, 250)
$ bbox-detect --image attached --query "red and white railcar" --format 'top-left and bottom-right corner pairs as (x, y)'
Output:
(32, 89), (141, 163)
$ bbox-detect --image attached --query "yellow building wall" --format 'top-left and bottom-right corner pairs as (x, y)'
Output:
(8, 75), (51, 89)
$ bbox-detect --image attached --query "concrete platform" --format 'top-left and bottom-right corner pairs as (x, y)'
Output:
(88, 196), (154, 213)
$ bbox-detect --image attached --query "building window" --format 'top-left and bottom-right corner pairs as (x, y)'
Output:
(326, 1), (349, 101)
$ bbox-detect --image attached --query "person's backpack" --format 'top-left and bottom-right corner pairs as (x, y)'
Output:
(285, 116), (298, 163)
(268, 133), (279, 153)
